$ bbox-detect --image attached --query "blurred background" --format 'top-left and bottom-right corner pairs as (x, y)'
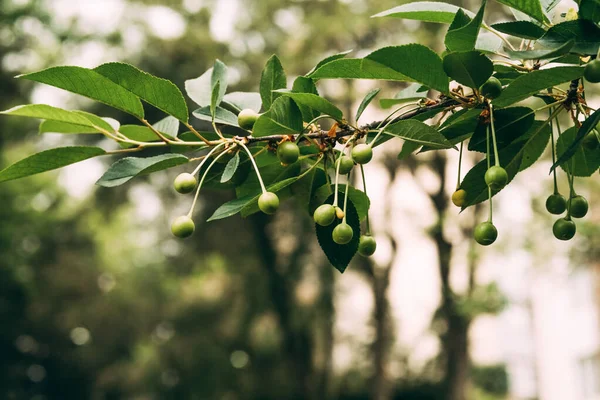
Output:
(0, 0), (599, 399)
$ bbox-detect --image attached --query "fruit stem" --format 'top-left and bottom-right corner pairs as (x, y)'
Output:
(187, 144), (235, 218)
(370, 104), (419, 146)
(342, 170), (351, 224)
(488, 103), (501, 167)
(237, 141), (267, 194)
(482, 23), (516, 51)
(486, 127), (493, 222)
(333, 138), (354, 207)
(360, 164), (371, 235)
(183, 122), (215, 146)
(191, 142), (229, 176)
(456, 141), (463, 190)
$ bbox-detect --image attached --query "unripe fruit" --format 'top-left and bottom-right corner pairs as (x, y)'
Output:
(485, 166), (508, 191)
(337, 155), (354, 175)
(582, 131), (600, 150)
(474, 221), (498, 246)
(173, 173), (197, 194)
(335, 206), (345, 220)
(351, 144), (373, 165)
(277, 141), (300, 165)
(332, 223), (353, 245)
(553, 217), (576, 241)
(314, 204), (336, 226)
(545, 193), (567, 215)
(480, 77), (503, 99)
(358, 235), (377, 256)
(258, 192), (279, 215)
(584, 59), (600, 83)
(238, 109), (260, 130)
(171, 216), (195, 238)
(452, 189), (467, 208)
(569, 195), (588, 219)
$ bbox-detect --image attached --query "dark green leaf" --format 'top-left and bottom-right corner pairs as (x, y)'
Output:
(274, 90), (343, 121)
(18, 66), (144, 118)
(468, 107), (535, 152)
(579, 0), (600, 23)
(445, 0), (486, 52)
(94, 62), (189, 122)
(221, 152), (240, 183)
(192, 106), (239, 127)
(372, 2), (474, 23)
(494, 0), (546, 23)
(0, 146), (106, 183)
(310, 184), (370, 222)
(506, 39), (574, 60)
(539, 20), (600, 55)
(260, 55), (287, 110)
(356, 88), (380, 121)
(185, 60), (228, 108)
(556, 126), (600, 176)
(490, 21), (546, 39)
(383, 119), (454, 149)
(442, 51), (493, 88)
(309, 58), (411, 81)
(96, 154), (189, 187)
(552, 108), (600, 172)
(292, 76), (320, 122)
(252, 96), (303, 137)
(398, 140), (422, 159)
(493, 66), (584, 108)
(210, 80), (221, 120)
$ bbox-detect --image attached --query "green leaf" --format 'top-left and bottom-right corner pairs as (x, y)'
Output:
(252, 97), (303, 137)
(494, 0), (546, 23)
(468, 107), (535, 152)
(210, 80), (221, 121)
(273, 90), (343, 121)
(292, 76), (320, 122)
(445, 1), (486, 52)
(185, 60), (228, 108)
(315, 194), (360, 273)
(442, 51), (493, 88)
(552, 108), (600, 172)
(260, 55), (287, 110)
(475, 32), (503, 54)
(539, 20), (600, 55)
(517, 121), (551, 171)
(383, 119), (454, 149)
(493, 66), (584, 108)
(221, 152), (240, 183)
(397, 140), (422, 159)
(579, 0), (600, 23)
(372, 2), (474, 23)
(556, 126), (600, 177)
(380, 83), (428, 109)
(118, 125), (176, 145)
(18, 66), (144, 118)
(222, 92), (262, 113)
(0, 146), (106, 183)
(490, 21), (546, 40)
(39, 120), (99, 134)
(96, 154), (189, 187)
(306, 50), (353, 76)
(2, 104), (100, 128)
(309, 58), (411, 81)
(506, 40), (574, 60)
(356, 88), (380, 121)
(152, 116), (179, 137)
(192, 106), (239, 127)
(94, 62), (189, 122)
(366, 44), (450, 94)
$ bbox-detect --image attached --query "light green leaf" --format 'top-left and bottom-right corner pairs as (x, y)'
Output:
(274, 90), (343, 121)
(222, 92), (262, 113)
(494, 0), (546, 23)
(0, 146), (106, 183)
(152, 116), (179, 137)
(221, 152), (240, 183)
(96, 154), (189, 187)
(445, 0), (487, 52)
(2, 104), (98, 127)
(18, 66), (144, 118)
(383, 119), (454, 149)
(356, 88), (380, 121)
(39, 120), (99, 134)
(442, 51), (493, 88)
(306, 50), (353, 75)
(309, 58), (411, 81)
(493, 66), (584, 108)
(260, 55), (287, 110)
(506, 40), (574, 60)
(252, 97), (303, 137)
(372, 2), (474, 23)
(490, 21), (546, 40)
(210, 80), (221, 120)
(185, 60), (228, 108)
(192, 106), (239, 127)
(94, 62), (189, 122)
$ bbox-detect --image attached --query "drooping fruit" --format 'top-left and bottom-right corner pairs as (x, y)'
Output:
(258, 192), (280, 215)
(584, 59), (600, 83)
(358, 235), (377, 256)
(553, 217), (576, 240)
(569, 195), (588, 219)
(351, 143), (373, 165)
(238, 109), (260, 130)
(545, 193), (567, 215)
(484, 166), (508, 191)
(314, 204), (336, 226)
(480, 77), (503, 99)
(474, 221), (498, 246)
(337, 155), (354, 175)
(452, 189), (467, 208)
(277, 141), (300, 165)
(335, 206), (345, 220)
(173, 173), (197, 194)
(171, 216), (195, 238)
(332, 223), (353, 245)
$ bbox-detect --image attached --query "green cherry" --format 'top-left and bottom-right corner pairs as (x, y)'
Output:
(485, 166), (508, 191)
(351, 143), (373, 165)
(173, 173), (197, 194)
(332, 223), (353, 245)
(337, 155), (354, 175)
(171, 216), (195, 238)
(258, 192), (280, 215)
(553, 217), (576, 240)
(569, 195), (588, 219)
(238, 109), (260, 130)
(451, 189), (467, 208)
(480, 77), (503, 99)
(277, 141), (300, 165)
(358, 235), (377, 256)
(584, 59), (600, 83)
(314, 204), (336, 226)
(474, 221), (498, 246)
(335, 206), (345, 220)
(545, 193), (567, 215)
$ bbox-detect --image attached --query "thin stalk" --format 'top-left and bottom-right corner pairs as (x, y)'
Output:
(486, 127), (493, 222)
(360, 164), (371, 234)
(488, 103), (501, 167)
(237, 140), (267, 194)
(456, 141), (464, 189)
(191, 142), (229, 176)
(333, 138), (354, 206)
(187, 145), (232, 218)
(342, 170), (351, 224)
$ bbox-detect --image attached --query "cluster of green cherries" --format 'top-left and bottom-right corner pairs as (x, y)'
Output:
(170, 108), (378, 257)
